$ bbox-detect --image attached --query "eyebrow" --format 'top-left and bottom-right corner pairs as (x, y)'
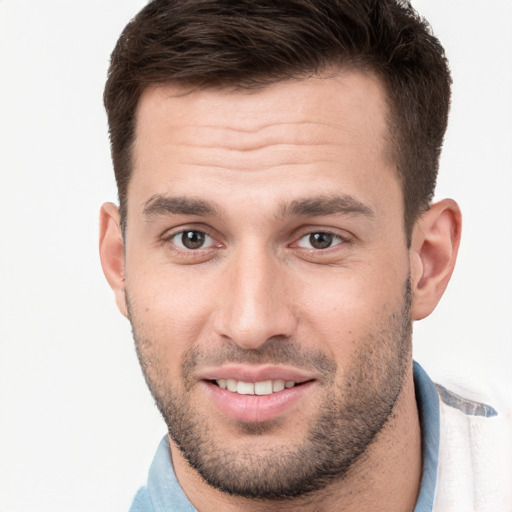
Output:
(279, 195), (375, 218)
(142, 195), (222, 218)
(141, 193), (374, 221)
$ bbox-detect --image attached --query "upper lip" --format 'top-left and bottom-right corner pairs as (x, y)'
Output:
(198, 365), (316, 383)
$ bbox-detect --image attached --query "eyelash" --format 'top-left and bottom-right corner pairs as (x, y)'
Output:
(161, 227), (350, 256)
(162, 229), (219, 252)
(293, 231), (348, 251)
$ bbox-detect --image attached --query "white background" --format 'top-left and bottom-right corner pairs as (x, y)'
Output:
(0, 1), (510, 510)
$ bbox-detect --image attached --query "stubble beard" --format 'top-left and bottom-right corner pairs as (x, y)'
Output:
(129, 279), (412, 501)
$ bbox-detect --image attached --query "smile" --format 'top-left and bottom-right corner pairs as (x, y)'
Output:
(215, 379), (297, 395)
(204, 377), (314, 423)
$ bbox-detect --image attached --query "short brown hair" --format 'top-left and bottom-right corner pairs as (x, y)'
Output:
(104, 0), (451, 235)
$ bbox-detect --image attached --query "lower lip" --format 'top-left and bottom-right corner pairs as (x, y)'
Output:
(202, 380), (315, 423)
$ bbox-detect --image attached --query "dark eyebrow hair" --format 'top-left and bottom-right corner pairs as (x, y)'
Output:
(280, 195), (375, 218)
(142, 195), (222, 218)
(142, 193), (373, 221)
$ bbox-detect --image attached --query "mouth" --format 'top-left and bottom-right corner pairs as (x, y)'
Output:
(213, 378), (299, 396)
(200, 369), (316, 423)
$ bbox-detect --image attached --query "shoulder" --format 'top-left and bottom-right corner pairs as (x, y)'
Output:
(434, 378), (512, 511)
(129, 487), (154, 512)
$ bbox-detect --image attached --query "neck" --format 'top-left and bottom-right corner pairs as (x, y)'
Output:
(171, 365), (422, 512)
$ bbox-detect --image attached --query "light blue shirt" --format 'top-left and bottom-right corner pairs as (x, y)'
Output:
(130, 362), (440, 512)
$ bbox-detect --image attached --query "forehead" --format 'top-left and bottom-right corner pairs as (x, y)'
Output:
(133, 70), (391, 152)
(130, 71), (398, 217)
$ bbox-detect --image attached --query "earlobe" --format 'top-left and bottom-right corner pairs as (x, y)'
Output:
(410, 199), (462, 321)
(99, 202), (128, 317)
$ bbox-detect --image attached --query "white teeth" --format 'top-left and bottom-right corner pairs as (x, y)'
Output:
(226, 379), (238, 392)
(237, 381), (255, 395)
(272, 380), (285, 392)
(216, 378), (297, 395)
(254, 381), (273, 395)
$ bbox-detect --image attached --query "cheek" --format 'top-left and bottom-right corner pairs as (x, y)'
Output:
(125, 264), (220, 362)
(295, 260), (408, 352)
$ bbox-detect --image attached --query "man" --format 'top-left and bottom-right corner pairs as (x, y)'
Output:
(99, 0), (511, 510)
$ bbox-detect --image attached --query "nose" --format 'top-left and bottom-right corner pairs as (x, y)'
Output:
(213, 243), (298, 350)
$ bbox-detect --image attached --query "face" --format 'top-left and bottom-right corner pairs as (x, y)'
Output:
(124, 72), (413, 498)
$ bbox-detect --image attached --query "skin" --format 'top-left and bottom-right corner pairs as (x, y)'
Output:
(100, 70), (461, 511)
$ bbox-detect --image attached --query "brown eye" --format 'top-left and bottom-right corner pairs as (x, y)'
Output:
(169, 230), (213, 250)
(181, 231), (206, 249)
(309, 233), (333, 249)
(296, 232), (344, 250)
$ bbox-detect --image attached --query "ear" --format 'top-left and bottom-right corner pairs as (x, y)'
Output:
(410, 199), (462, 321)
(99, 202), (128, 317)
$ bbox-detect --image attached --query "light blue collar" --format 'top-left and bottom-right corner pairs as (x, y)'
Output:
(146, 436), (196, 512)
(413, 361), (440, 512)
